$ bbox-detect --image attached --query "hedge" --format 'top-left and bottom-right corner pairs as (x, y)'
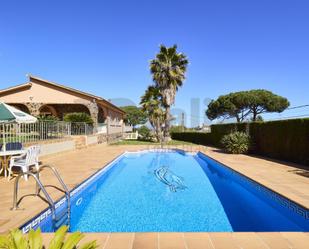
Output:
(171, 118), (309, 166)
(171, 132), (213, 145)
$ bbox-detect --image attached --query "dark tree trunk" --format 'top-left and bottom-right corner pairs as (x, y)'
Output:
(236, 114), (241, 123)
(252, 108), (257, 121)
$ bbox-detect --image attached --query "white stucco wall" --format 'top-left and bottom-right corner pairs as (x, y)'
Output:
(86, 135), (98, 145)
(0, 82), (90, 104)
(39, 140), (75, 156)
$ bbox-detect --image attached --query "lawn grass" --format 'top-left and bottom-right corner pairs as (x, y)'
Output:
(111, 139), (196, 146)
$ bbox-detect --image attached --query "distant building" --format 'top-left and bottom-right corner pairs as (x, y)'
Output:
(196, 124), (211, 133)
(0, 75), (125, 131)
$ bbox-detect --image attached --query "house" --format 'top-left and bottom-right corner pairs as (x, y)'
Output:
(0, 75), (125, 133)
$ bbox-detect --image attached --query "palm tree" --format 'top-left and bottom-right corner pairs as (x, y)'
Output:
(140, 86), (165, 142)
(150, 44), (188, 141)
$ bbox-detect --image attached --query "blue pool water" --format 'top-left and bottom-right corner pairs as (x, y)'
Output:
(22, 151), (309, 232)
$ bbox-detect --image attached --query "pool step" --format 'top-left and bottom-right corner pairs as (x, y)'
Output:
(55, 208), (68, 221)
(54, 208), (69, 229)
(54, 214), (69, 229)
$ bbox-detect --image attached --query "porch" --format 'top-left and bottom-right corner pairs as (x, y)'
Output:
(0, 75), (126, 129)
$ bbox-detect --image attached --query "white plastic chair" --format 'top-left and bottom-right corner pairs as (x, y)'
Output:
(8, 145), (41, 181)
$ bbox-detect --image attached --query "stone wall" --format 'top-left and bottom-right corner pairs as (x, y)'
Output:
(72, 133), (123, 150)
(85, 102), (99, 125)
(25, 102), (44, 116)
(106, 133), (123, 143)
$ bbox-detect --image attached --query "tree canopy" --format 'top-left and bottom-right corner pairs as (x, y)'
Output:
(140, 85), (165, 142)
(121, 106), (147, 129)
(206, 89), (290, 122)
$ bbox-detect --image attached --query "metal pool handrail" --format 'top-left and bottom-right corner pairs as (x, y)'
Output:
(38, 165), (71, 227)
(11, 171), (56, 221)
(11, 164), (71, 230)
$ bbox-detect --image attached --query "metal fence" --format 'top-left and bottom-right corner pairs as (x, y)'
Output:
(0, 121), (95, 146)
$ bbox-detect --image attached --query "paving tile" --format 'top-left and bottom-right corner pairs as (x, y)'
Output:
(132, 233), (157, 249)
(280, 232), (309, 249)
(0, 219), (9, 227)
(183, 233), (213, 249)
(104, 233), (134, 249)
(208, 233), (239, 249)
(232, 232), (268, 249)
(40, 232), (109, 248)
(39, 232), (309, 249)
(257, 232), (292, 249)
(159, 233), (186, 249)
(81, 233), (109, 249)
(41, 233), (54, 246)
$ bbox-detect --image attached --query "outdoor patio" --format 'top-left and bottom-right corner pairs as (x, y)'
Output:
(40, 231), (309, 249)
(0, 143), (308, 248)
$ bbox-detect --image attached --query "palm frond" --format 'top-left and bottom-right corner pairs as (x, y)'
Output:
(28, 228), (42, 249)
(48, 226), (68, 249)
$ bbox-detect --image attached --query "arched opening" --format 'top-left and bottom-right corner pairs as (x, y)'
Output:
(39, 105), (58, 117)
(98, 106), (106, 123)
(9, 103), (30, 114)
(51, 104), (91, 121)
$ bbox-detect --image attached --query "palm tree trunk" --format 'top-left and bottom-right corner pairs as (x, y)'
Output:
(157, 122), (163, 143)
(164, 106), (171, 141)
(150, 117), (161, 142)
(155, 119), (161, 142)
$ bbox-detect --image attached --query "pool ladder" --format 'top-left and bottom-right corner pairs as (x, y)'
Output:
(11, 165), (71, 231)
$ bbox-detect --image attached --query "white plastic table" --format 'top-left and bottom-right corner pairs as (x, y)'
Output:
(0, 150), (26, 178)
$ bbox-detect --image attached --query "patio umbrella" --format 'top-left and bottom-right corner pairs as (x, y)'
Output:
(0, 103), (37, 150)
(0, 102), (37, 123)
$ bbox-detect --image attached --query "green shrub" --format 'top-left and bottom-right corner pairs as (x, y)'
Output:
(37, 115), (59, 122)
(138, 125), (152, 140)
(0, 225), (97, 249)
(63, 113), (93, 124)
(210, 123), (248, 147)
(221, 131), (250, 154)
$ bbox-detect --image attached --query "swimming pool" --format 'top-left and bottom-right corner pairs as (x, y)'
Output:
(21, 150), (309, 232)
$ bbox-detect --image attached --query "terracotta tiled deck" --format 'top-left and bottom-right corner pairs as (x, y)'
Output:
(40, 232), (309, 249)
(0, 144), (308, 248)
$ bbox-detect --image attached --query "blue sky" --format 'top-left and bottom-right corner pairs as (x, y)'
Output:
(1, 0), (308, 126)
